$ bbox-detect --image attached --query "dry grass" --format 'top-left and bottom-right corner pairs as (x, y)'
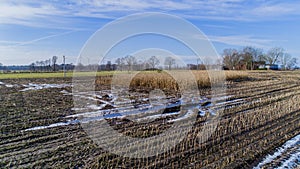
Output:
(95, 70), (249, 92)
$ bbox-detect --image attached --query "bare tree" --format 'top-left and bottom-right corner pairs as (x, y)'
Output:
(137, 60), (144, 70)
(52, 56), (58, 71)
(222, 49), (241, 70)
(241, 47), (253, 70)
(281, 53), (297, 70)
(115, 58), (125, 71)
(287, 58), (297, 70)
(29, 63), (35, 72)
(148, 56), (160, 70)
(242, 46), (263, 70)
(121, 58), (126, 71)
(41, 60), (46, 71)
(35, 61), (41, 71)
(45, 59), (51, 71)
(35, 61), (40, 67)
(124, 55), (137, 72)
(265, 47), (284, 65)
(164, 56), (175, 70)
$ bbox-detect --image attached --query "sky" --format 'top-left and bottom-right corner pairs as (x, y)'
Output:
(0, 0), (300, 66)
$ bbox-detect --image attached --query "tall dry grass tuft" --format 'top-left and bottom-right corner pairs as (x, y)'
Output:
(95, 70), (248, 92)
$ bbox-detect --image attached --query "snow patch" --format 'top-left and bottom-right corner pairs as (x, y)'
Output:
(20, 83), (71, 91)
(276, 148), (300, 169)
(24, 119), (80, 131)
(25, 90), (243, 131)
(5, 84), (15, 88)
(254, 134), (300, 169)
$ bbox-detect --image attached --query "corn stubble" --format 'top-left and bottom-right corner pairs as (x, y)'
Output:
(91, 70), (300, 168)
(0, 70), (299, 168)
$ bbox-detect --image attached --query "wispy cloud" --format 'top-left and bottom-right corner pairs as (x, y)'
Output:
(1, 0), (299, 65)
(0, 1), (63, 25)
(2, 0), (300, 29)
(0, 29), (80, 65)
(208, 35), (274, 48)
(251, 2), (300, 17)
(73, 0), (193, 11)
(3, 30), (77, 47)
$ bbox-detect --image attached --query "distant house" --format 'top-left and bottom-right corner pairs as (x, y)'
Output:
(293, 66), (300, 70)
(261, 64), (280, 70)
(253, 61), (266, 70)
(235, 61), (247, 70)
(187, 64), (197, 70)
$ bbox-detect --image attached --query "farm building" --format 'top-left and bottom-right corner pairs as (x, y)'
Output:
(259, 64), (280, 70)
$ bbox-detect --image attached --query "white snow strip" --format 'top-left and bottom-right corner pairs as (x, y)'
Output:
(208, 109), (217, 116)
(276, 147), (300, 169)
(66, 110), (105, 118)
(26, 92), (241, 131)
(60, 90), (71, 95)
(97, 99), (115, 107)
(87, 104), (107, 110)
(254, 134), (300, 169)
(5, 84), (15, 88)
(215, 98), (244, 106)
(71, 104), (108, 111)
(199, 110), (206, 117)
(168, 110), (195, 122)
(21, 83), (71, 91)
(24, 119), (80, 131)
(71, 107), (89, 111)
(213, 95), (234, 101)
(135, 112), (180, 122)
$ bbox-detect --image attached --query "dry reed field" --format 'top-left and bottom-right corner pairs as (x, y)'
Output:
(0, 70), (299, 168)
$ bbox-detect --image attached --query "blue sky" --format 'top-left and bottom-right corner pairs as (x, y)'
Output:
(0, 0), (300, 65)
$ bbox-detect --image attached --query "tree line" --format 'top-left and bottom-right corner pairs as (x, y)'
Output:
(114, 55), (176, 71)
(1, 47), (298, 72)
(73, 55), (177, 72)
(28, 56), (74, 72)
(222, 46), (297, 70)
(29, 56), (58, 72)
